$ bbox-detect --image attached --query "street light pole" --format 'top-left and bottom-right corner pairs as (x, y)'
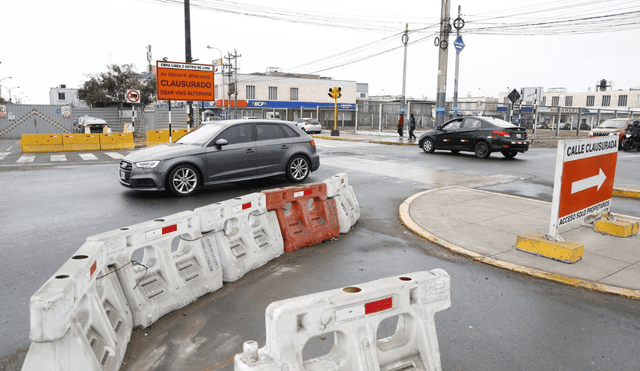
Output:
(7, 86), (19, 103)
(207, 45), (225, 118)
(0, 76), (12, 100)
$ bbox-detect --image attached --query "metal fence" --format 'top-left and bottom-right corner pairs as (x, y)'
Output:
(0, 105), (74, 139)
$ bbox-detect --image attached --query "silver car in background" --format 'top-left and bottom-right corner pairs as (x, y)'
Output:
(119, 119), (320, 196)
(295, 118), (323, 134)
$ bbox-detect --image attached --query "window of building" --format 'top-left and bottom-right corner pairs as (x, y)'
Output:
(565, 96), (573, 106)
(586, 96), (595, 106)
(246, 85), (255, 100)
(269, 86), (277, 100)
(551, 96), (559, 106)
(541, 96), (546, 106)
(58, 92), (66, 101)
(618, 95), (628, 107)
(290, 88), (298, 101)
(602, 95), (611, 106)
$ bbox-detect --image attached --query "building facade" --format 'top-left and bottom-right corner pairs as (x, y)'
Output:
(200, 69), (359, 124)
(49, 84), (87, 107)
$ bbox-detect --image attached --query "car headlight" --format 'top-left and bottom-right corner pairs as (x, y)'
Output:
(135, 160), (160, 169)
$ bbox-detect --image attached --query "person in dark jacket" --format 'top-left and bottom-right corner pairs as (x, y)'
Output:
(409, 113), (416, 141)
(397, 113), (404, 138)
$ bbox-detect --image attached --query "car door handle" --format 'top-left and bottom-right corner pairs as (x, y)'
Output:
(280, 145), (289, 149)
(246, 148), (255, 153)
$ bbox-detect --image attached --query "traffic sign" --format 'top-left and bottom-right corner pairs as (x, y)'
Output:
(508, 89), (521, 104)
(126, 89), (141, 104)
(156, 61), (215, 102)
(549, 136), (619, 238)
(454, 36), (465, 52)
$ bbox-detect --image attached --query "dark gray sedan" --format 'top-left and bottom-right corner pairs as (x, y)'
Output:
(119, 119), (320, 196)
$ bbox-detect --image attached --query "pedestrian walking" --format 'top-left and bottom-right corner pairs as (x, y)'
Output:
(397, 113), (404, 138)
(409, 113), (416, 141)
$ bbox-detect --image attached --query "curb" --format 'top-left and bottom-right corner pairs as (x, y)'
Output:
(398, 186), (640, 301)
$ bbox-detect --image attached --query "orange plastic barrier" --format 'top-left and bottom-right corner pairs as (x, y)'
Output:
(146, 130), (170, 147)
(62, 134), (100, 151)
(100, 133), (134, 150)
(20, 134), (64, 153)
(262, 183), (340, 253)
(171, 128), (189, 142)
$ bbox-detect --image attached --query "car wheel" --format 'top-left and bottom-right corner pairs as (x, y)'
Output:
(168, 164), (199, 196)
(450, 150), (460, 154)
(286, 155), (310, 183)
(501, 150), (518, 159)
(474, 141), (491, 159)
(421, 138), (435, 153)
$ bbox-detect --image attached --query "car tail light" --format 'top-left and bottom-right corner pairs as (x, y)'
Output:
(309, 140), (316, 147)
(492, 130), (511, 137)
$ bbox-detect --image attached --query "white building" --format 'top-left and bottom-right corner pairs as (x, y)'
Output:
(49, 84), (87, 107)
(200, 68), (360, 123)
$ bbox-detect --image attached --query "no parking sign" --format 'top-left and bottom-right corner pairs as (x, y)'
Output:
(0, 105), (6, 118)
(125, 89), (141, 104)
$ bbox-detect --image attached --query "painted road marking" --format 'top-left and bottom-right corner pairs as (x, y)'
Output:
(104, 152), (125, 159)
(16, 155), (35, 163)
(0, 152), (10, 161)
(51, 155), (67, 162)
(79, 153), (98, 161)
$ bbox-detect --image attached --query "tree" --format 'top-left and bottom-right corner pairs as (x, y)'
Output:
(78, 64), (156, 108)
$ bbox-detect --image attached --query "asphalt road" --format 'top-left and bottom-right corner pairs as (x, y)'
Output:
(1, 139), (639, 370)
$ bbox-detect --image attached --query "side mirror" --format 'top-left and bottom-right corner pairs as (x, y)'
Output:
(437, 126), (444, 131)
(215, 138), (228, 148)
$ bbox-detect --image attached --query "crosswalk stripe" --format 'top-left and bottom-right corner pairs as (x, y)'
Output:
(16, 155), (35, 163)
(51, 155), (67, 162)
(79, 153), (98, 161)
(0, 152), (9, 161)
(104, 152), (125, 159)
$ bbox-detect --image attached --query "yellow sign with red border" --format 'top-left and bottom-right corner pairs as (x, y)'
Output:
(156, 61), (214, 101)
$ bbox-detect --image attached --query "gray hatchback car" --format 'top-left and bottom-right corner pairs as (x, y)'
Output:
(119, 119), (320, 196)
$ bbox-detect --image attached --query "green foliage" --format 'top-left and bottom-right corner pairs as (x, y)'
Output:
(78, 64), (156, 108)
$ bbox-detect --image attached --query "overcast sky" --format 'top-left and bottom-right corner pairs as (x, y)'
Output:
(2, 0), (639, 104)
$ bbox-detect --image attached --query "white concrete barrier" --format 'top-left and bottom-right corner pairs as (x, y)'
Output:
(323, 173), (360, 233)
(22, 241), (132, 371)
(87, 211), (223, 328)
(234, 269), (451, 371)
(195, 193), (284, 282)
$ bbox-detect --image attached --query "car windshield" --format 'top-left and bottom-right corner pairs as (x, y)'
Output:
(176, 124), (225, 146)
(598, 119), (627, 129)
(482, 117), (517, 128)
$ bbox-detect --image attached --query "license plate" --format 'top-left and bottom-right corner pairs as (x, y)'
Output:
(516, 133), (523, 139)
(120, 169), (126, 180)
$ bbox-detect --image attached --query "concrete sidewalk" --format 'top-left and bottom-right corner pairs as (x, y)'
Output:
(400, 187), (640, 300)
(315, 129), (640, 299)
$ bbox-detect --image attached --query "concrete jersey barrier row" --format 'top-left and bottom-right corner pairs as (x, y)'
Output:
(21, 173), (361, 371)
(21, 133), (134, 153)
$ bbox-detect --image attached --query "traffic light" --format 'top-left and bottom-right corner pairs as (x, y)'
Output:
(328, 87), (342, 99)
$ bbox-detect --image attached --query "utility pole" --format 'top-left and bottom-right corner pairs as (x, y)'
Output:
(225, 50), (241, 119)
(184, 0), (194, 129)
(435, 0), (451, 127)
(401, 23), (409, 116)
(453, 6), (465, 117)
